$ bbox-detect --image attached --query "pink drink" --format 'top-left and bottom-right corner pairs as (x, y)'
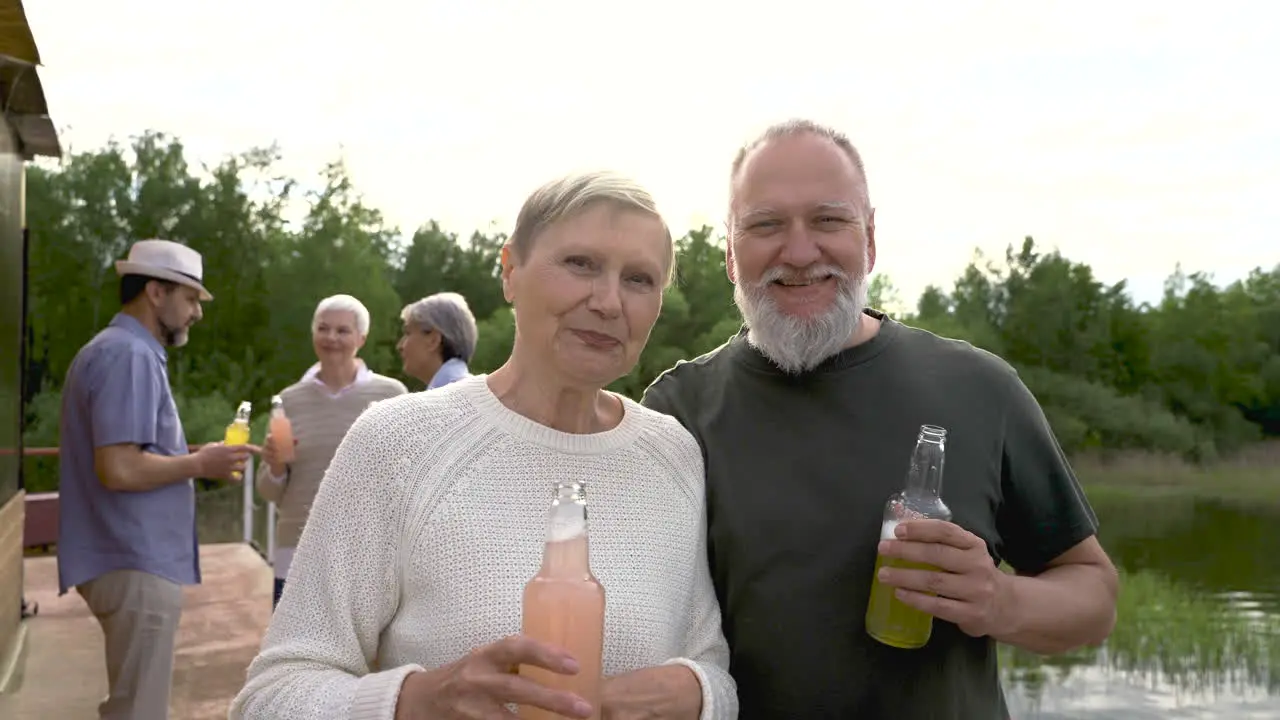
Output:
(519, 482), (605, 719)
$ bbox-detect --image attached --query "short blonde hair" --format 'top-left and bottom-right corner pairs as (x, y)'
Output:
(508, 171), (676, 285)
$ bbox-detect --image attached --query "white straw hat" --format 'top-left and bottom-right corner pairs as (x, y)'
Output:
(114, 239), (213, 301)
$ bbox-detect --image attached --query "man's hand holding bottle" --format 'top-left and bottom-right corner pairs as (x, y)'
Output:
(193, 441), (259, 483)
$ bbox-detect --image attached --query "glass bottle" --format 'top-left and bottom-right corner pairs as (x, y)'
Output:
(865, 424), (952, 649)
(268, 395), (295, 464)
(519, 481), (605, 719)
(223, 401), (252, 479)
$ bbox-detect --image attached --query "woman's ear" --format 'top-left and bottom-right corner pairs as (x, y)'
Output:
(500, 245), (516, 302)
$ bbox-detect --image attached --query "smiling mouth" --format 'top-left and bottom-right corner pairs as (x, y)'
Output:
(773, 275), (834, 287)
(572, 329), (621, 348)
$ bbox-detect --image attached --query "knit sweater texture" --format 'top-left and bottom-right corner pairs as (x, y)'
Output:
(255, 372), (407, 549)
(230, 374), (737, 720)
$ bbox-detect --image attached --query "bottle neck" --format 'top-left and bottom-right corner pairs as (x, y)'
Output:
(904, 436), (946, 500)
(539, 486), (591, 577)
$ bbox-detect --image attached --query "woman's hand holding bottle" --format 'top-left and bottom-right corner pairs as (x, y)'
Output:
(394, 634), (592, 720)
(261, 431), (296, 478)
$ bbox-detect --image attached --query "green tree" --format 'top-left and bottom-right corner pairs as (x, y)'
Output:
(19, 131), (1280, 492)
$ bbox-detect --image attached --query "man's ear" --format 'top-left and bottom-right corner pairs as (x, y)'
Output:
(144, 279), (170, 307)
(724, 223), (738, 284)
(866, 208), (877, 274)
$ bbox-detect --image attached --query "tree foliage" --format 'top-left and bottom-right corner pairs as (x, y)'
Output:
(20, 132), (1280, 491)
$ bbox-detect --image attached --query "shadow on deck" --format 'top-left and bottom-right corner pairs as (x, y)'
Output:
(0, 543), (273, 719)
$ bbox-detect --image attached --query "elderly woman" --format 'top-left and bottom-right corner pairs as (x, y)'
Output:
(397, 291), (478, 388)
(231, 173), (737, 720)
(256, 293), (407, 608)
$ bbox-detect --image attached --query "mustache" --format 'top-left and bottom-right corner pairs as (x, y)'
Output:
(756, 264), (850, 286)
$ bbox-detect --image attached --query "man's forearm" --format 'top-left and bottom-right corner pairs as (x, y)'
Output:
(97, 448), (202, 492)
(991, 563), (1118, 655)
(601, 665), (702, 720)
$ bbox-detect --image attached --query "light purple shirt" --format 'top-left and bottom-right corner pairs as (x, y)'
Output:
(57, 313), (199, 594)
(428, 357), (471, 390)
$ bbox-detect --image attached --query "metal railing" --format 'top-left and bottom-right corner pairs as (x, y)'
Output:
(16, 445), (278, 567)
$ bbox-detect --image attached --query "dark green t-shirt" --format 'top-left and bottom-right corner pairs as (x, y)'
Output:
(640, 310), (1099, 719)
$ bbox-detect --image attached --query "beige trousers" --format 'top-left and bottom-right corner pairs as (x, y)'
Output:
(77, 569), (184, 720)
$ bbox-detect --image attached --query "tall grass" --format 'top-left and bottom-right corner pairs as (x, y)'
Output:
(1002, 568), (1280, 703)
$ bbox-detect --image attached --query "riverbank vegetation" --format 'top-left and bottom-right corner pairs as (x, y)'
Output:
(1077, 442), (1280, 509)
(19, 132), (1280, 493)
(1002, 565), (1280, 706)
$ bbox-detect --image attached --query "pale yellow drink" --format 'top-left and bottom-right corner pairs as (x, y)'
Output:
(865, 424), (951, 650)
(865, 520), (945, 649)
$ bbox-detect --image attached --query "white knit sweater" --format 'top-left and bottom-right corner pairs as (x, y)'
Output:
(229, 374), (737, 720)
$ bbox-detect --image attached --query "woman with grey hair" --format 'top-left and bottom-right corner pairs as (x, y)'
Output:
(256, 293), (407, 608)
(397, 291), (477, 388)
(233, 172), (737, 720)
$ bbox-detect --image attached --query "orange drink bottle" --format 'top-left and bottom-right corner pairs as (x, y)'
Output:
(519, 480), (605, 719)
(268, 395), (295, 463)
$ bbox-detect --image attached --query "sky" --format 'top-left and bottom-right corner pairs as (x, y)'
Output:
(22, 0), (1280, 310)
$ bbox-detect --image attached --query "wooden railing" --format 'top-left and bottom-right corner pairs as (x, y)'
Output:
(9, 446), (275, 563)
(5, 444), (213, 456)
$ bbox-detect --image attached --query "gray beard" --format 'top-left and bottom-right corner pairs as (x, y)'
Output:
(733, 264), (867, 375)
(159, 317), (189, 348)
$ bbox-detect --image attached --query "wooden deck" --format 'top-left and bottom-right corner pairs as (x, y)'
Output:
(0, 543), (273, 719)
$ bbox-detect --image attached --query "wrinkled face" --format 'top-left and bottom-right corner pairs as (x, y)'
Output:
(312, 309), (365, 365)
(727, 133), (876, 373)
(397, 321), (441, 382)
(154, 283), (204, 348)
(502, 203), (670, 388)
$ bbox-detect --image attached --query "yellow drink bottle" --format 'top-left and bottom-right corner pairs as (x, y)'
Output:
(865, 423), (952, 649)
(224, 401), (252, 479)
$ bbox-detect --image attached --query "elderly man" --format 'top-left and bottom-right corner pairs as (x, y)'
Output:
(641, 120), (1119, 719)
(397, 291), (478, 389)
(57, 239), (257, 719)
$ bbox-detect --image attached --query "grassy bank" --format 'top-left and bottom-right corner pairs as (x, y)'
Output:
(1073, 441), (1280, 508)
(1001, 566), (1280, 701)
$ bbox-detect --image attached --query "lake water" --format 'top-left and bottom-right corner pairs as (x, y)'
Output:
(1002, 492), (1280, 718)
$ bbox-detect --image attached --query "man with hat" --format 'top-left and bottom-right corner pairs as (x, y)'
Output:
(57, 239), (258, 719)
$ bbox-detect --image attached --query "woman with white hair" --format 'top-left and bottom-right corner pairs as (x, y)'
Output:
(256, 294), (407, 608)
(397, 291), (478, 389)
(232, 172), (737, 719)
